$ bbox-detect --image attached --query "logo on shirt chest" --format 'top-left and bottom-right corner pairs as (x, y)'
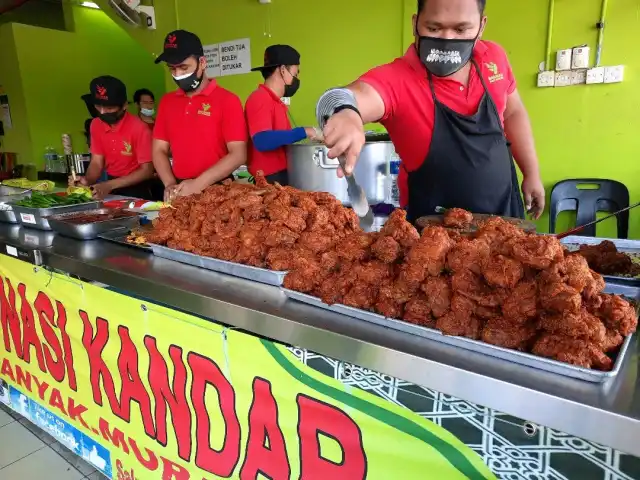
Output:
(198, 103), (211, 116)
(121, 141), (133, 156)
(485, 62), (504, 83)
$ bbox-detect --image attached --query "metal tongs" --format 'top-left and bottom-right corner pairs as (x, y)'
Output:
(337, 155), (374, 231)
(555, 201), (640, 239)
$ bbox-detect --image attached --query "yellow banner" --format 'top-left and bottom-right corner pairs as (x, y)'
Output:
(0, 255), (495, 479)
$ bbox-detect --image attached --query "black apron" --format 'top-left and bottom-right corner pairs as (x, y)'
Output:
(406, 59), (525, 224)
(107, 176), (156, 201)
(265, 169), (289, 186)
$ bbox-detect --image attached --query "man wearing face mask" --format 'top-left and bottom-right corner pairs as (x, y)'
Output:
(153, 29), (247, 201)
(71, 76), (155, 199)
(245, 45), (321, 185)
(317, 0), (544, 223)
(134, 88), (156, 130)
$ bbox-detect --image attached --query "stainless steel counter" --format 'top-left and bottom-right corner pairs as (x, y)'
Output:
(0, 223), (638, 456)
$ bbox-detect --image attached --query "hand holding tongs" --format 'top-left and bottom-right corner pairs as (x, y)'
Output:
(336, 155), (374, 231)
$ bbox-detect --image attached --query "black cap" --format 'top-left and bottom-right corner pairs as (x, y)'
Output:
(155, 30), (204, 65)
(251, 45), (300, 71)
(88, 76), (127, 107)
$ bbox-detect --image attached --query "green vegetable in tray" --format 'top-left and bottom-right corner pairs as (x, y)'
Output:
(14, 191), (92, 208)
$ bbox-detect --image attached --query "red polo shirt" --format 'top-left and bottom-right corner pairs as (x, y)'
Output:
(90, 112), (152, 178)
(360, 41), (517, 207)
(245, 84), (291, 176)
(153, 80), (247, 180)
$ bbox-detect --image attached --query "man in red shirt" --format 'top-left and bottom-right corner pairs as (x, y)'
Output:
(134, 88), (156, 131)
(317, 0), (544, 223)
(246, 45), (320, 185)
(72, 76), (155, 199)
(153, 30), (247, 200)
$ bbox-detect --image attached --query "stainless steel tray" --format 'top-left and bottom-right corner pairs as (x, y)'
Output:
(283, 283), (638, 383)
(150, 244), (287, 285)
(0, 186), (33, 224)
(561, 236), (640, 284)
(11, 201), (103, 231)
(98, 228), (151, 251)
(47, 209), (141, 240)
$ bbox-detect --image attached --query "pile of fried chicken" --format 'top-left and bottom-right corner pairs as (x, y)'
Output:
(284, 209), (637, 371)
(577, 240), (640, 277)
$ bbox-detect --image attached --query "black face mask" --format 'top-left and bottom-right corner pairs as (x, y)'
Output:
(417, 34), (478, 77)
(99, 108), (125, 126)
(281, 68), (300, 98)
(173, 67), (203, 93)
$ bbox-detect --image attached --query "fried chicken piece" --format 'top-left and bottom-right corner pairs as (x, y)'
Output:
(595, 294), (638, 336)
(403, 294), (436, 327)
(377, 278), (417, 306)
(538, 276), (582, 313)
(475, 216), (525, 256)
(343, 283), (378, 310)
(510, 234), (564, 270)
(375, 300), (404, 319)
(451, 270), (506, 307)
(584, 270), (605, 300)
(476, 305), (501, 320)
(443, 208), (473, 229)
(502, 280), (537, 324)
(371, 236), (402, 264)
(602, 329), (624, 352)
(338, 233), (375, 262)
(319, 250), (341, 272)
(380, 209), (420, 248)
(354, 261), (393, 284)
(446, 238), (490, 274)
(532, 333), (613, 370)
(265, 247), (294, 271)
(400, 226), (453, 284)
(436, 294), (481, 339)
(263, 224), (299, 248)
(481, 317), (537, 350)
(482, 254), (524, 289)
(538, 308), (606, 344)
(298, 228), (337, 254)
(421, 276), (451, 318)
(283, 264), (321, 293)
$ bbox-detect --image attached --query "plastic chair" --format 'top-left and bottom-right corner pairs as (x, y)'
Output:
(549, 179), (630, 238)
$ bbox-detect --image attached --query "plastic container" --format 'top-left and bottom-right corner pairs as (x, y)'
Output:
(44, 146), (58, 173)
(388, 155), (401, 207)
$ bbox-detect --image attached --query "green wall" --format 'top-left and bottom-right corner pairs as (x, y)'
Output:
(0, 5), (165, 169)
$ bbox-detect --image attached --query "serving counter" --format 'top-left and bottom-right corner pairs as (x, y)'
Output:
(0, 222), (638, 479)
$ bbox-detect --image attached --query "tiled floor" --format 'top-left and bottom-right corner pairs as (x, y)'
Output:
(0, 403), (106, 479)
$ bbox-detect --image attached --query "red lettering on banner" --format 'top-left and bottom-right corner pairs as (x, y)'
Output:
(188, 352), (240, 477)
(0, 278), (23, 357)
(117, 327), (155, 438)
(297, 394), (367, 480)
(0, 358), (15, 382)
(145, 336), (192, 462)
(67, 397), (90, 429)
(80, 311), (121, 415)
(15, 365), (31, 391)
(49, 387), (68, 416)
(129, 437), (160, 470)
(99, 418), (130, 454)
(32, 375), (49, 400)
(34, 292), (64, 383)
(239, 378), (290, 480)
(160, 457), (190, 480)
(56, 301), (77, 391)
(17, 284), (46, 372)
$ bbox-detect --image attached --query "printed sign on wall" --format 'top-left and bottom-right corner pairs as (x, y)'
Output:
(202, 38), (251, 77)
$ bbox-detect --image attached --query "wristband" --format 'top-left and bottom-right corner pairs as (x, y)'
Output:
(333, 104), (362, 119)
(316, 88), (359, 128)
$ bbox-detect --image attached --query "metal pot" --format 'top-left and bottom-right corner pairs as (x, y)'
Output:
(287, 138), (393, 205)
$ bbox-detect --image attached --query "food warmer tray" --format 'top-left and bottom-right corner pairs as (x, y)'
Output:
(561, 236), (640, 285)
(11, 201), (103, 231)
(282, 282), (638, 383)
(150, 244), (287, 286)
(47, 209), (141, 240)
(98, 228), (152, 251)
(0, 185), (33, 224)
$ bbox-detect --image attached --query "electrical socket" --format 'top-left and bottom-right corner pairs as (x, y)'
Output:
(537, 71), (555, 88)
(586, 67), (605, 84)
(570, 69), (587, 85)
(604, 65), (624, 83)
(556, 49), (572, 71)
(555, 71), (571, 87)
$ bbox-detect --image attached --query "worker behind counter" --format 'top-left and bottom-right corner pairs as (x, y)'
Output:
(134, 88), (156, 131)
(246, 45), (322, 186)
(71, 76), (156, 200)
(317, 0), (545, 224)
(153, 29), (248, 201)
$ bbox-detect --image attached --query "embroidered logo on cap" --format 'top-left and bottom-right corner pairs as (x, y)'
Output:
(165, 34), (178, 49)
(485, 62), (504, 83)
(121, 141), (133, 156)
(95, 86), (108, 101)
(198, 103), (211, 116)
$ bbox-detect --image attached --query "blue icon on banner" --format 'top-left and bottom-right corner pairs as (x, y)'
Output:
(9, 386), (32, 420)
(81, 434), (112, 478)
(30, 402), (82, 455)
(0, 379), (9, 406)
